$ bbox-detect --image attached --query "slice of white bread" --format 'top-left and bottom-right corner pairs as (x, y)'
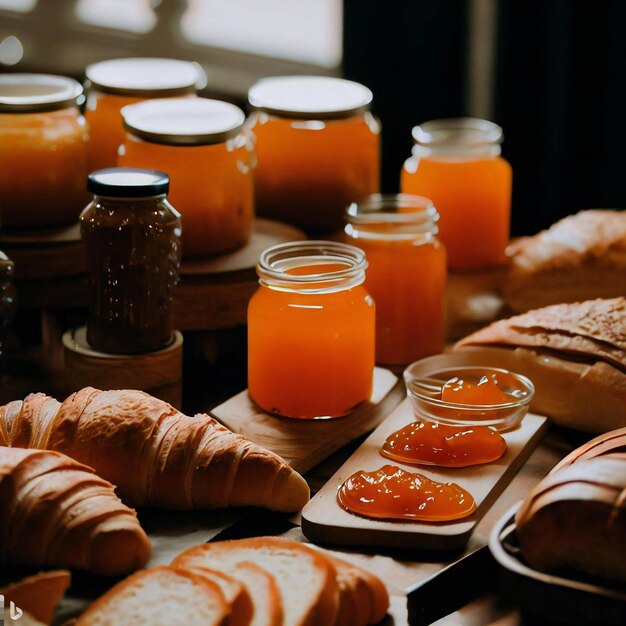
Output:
(231, 562), (283, 626)
(173, 537), (338, 626)
(503, 209), (626, 312)
(323, 554), (389, 626)
(76, 566), (229, 626)
(1, 570), (70, 625)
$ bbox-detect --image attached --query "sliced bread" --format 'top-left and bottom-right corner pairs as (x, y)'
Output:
(173, 537), (337, 626)
(76, 566), (229, 626)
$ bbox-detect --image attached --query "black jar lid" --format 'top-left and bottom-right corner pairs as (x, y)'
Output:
(87, 168), (169, 198)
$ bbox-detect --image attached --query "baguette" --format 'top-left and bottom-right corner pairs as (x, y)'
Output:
(0, 447), (150, 576)
(455, 298), (626, 433)
(0, 388), (309, 512)
(516, 455), (626, 583)
(76, 566), (230, 626)
(0, 570), (70, 625)
(503, 209), (626, 312)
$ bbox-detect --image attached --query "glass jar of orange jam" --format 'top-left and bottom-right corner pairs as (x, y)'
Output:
(248, 241), (375, 419)
(85, 58), (205, 172)
(119, 98), (254, 257)
(248, 76), (380, 234)
(345, 194), (446, 365)
(0, 74), (88, 228)
(401, 118), (512, 270)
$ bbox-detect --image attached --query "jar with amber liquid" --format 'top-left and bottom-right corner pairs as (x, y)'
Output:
(119, 98), (254, 257)
(80, 168), (181, 354)
(248, 76), (380, 233)
(248, 241), (375, 419)
(401, 118), (511, 270)
(85, 58), (205, 171)
(345, 194), (446, 365)
(0, 74), (88, 228)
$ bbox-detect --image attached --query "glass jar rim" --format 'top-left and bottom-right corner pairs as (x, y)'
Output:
(412, 117), (503, 147)
(0, 74), (83, 113)
(346, 194), (439, 228)
(257, 240), (367, 292)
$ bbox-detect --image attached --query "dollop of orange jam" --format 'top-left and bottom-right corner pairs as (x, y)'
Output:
(441, 372), (513, 405)
(337, 464), (477, 522)
(381, 421), (507, 467)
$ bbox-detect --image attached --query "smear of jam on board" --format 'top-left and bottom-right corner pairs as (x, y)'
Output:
(381, 420), (507, 468)
(337, 465), (477, 522)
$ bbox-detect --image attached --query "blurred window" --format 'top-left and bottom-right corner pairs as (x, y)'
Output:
(75, 0), (157, 33)
(0, 0), (37, 12)
(181, 0), (343, 68)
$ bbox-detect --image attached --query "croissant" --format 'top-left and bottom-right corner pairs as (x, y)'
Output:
(0, 447), (151, 576)
(0, 388), (310, 511)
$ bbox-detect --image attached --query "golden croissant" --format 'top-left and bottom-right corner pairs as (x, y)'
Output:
(0, 387), (310, 511)
(0, 446), (151, 576)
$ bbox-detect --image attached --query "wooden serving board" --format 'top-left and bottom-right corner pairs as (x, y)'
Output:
(212, 367), (403, 474)
(301, 400), (548, 551)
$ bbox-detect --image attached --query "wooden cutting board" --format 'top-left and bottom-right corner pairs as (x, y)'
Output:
(211, 367), (403, 474)
(301, 400), (548, 550)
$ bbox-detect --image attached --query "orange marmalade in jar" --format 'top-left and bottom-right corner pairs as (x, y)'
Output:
(345, 194), (446, 365)
(401, 118), (511, 270)
(248, 76), (380, 234)
(85, 58), (205, 172)
(0, 74), (88, 228)
(248, 241), (375, 419)
(119, 98), (254, 257)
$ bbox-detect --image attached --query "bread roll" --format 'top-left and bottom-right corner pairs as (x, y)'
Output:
(455, 298), (626, 433)
(516, 455), (626, 583)
(503, 209), (626, 312)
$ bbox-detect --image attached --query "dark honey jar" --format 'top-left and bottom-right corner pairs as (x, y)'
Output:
(80, 168), (182, 354)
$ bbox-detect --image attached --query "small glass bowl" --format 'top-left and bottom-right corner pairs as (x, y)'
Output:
(404, 355), (535, 431)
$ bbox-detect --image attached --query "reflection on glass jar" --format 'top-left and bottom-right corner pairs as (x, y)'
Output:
(85, 58), (205, 172)
(248, 76), (380, 234)
(248, 241), (375, 419)
(0, 74), (88, 228)
(80, 168), (181, 354)
(345, 194), (446, 365)
(401, 118), (512, 270)
(119, 97), (254, 257)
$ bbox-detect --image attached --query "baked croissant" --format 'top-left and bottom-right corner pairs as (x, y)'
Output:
(0, 447), (151, 576)
(0, 388), (310, 511)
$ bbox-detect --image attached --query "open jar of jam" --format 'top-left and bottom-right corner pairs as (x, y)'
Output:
(85, 58), (205, 171)
(345, 194), (446, 365)
(119, 97), (254, 257)
(80, 168), (182, 354)
(0, 74), (88, 228)
(248, 241), (375, 419)
(401, 118), (512, 270)
(248, 76), (380, 234)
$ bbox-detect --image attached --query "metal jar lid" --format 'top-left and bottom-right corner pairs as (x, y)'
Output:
(121, 97), (246, 146)
(248, 76), (373, 120)
(87, 168), (170, 198)
(85, 57), (206, 97)
(0, 74), (83, 113)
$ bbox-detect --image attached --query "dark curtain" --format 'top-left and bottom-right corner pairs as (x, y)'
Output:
(343, 0), (626, 237)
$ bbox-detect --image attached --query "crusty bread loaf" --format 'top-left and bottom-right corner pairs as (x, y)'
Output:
(455, 298), (626, 433)
(0, 447), (151, 576)
(173, 537), (338, 626)
(76, 566), (230, 626)
(0, 570), (70, 625)
(0, 388), (310, 512)
(516, 455), (626, 584)
(551, 427), (626, 472)
(503, 210), (626, 312)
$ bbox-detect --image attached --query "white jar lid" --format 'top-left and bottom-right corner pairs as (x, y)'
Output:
(86, 57), (206, 97)
(121, 97), (245, 146)
(0, 74), (83, 113)
(248, 76), (373, 119)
